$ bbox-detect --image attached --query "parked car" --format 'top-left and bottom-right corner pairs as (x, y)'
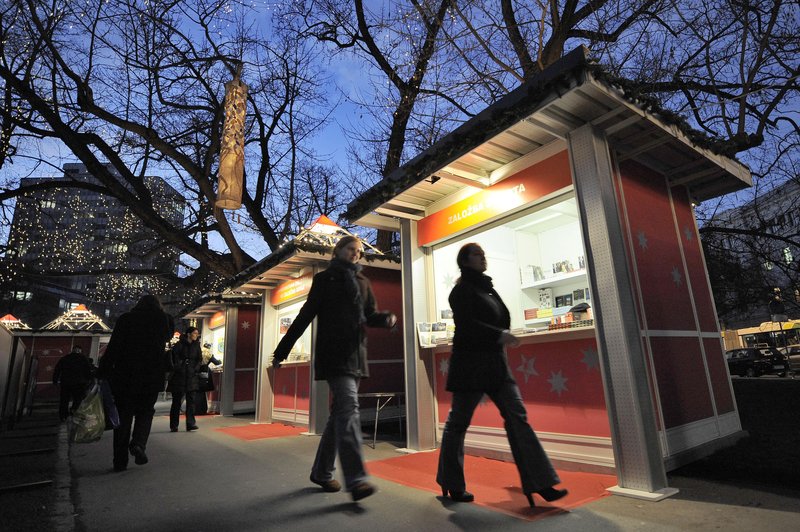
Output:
(725, 347), (789, 377)
(778, 344), (800, 374)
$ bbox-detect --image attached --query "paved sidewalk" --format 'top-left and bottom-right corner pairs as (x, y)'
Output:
(61, 410), (799, 532)
(3, 382), (800, 531)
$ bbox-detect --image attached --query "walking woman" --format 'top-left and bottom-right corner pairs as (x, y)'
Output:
(437, 243), (568, 507)
(272, 236), (397, 502)
(167, 327), (202, 432)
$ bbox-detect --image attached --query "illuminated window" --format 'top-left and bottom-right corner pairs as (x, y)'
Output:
(783, 247), (793, 264)
(764, 261), (774, 271)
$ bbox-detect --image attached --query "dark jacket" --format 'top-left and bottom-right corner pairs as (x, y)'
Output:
(198, 355), (221, 392)
(53, 351), (93, 387)
(446, 268), (514, 392)
(98, 305), (174, 396)
(273, 260), (394, 380)
(167, 339), (203, 393)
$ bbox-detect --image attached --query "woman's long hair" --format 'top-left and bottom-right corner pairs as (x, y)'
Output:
(182, 326), (198, 342)
(456, 243), (481, 271)
(455, 242), (481, 284)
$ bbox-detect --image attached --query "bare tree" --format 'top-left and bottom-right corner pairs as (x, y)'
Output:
(0, 0), (335, 306)
(286, 0), (797, 314)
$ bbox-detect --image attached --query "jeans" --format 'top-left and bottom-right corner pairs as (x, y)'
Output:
(436, 380), (560, 494)
(113, 391), (159, 469)
(169, 390), (196, 430)
(311, 375), (368, 491)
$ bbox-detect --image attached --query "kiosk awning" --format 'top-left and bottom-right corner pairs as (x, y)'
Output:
(345, 46), (751, 229)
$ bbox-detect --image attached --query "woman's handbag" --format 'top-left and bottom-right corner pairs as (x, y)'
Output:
(69, 382), (106, 443)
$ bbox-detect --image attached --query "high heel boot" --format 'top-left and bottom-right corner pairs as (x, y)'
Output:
(525, 487), (568, 507)
(441, 487), (475, 502)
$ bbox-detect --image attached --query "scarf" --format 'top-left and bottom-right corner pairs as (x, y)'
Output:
(459, 267), (494, 292)
(329, 256), (366, 323)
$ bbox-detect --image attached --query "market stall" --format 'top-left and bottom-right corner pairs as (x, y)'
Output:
(182, 217), (404, 433)
(344, 46), (751, 499)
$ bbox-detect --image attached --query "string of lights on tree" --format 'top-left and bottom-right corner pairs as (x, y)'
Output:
(0, 174), (219, 310)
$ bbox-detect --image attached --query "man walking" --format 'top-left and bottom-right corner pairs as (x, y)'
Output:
(98, 295), (174, 472)
(53, 346), (93, 421)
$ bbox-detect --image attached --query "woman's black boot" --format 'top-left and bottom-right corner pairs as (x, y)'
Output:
(526, 487), (568, 507)
(442, 488), (475, 502)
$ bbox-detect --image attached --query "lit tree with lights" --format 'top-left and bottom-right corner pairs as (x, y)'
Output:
(0, 0), (348, 319)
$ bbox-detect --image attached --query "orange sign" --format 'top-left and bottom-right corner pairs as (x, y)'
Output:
(270, 273), (313, 306)
(417, 151), (571, 246)
(209, 311), (226, 329)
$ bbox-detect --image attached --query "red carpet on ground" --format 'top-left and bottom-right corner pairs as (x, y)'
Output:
(367, 450), (616, 521)
(216, 423), (305, 441)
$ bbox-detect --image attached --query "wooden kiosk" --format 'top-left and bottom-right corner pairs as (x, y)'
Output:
(183, 217), (405, 435)
(344, 47), (751, 500)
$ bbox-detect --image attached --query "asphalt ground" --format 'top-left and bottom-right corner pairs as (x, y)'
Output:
(2, 378), (799, 531)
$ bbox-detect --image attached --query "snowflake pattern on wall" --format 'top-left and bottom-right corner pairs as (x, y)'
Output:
(580, 348), (599, 372)
(438, 357), (449, 376)
(547, 370), (569, 397)
(515, 353), (539, 384)
(637, 230), (648, 250)
(671, 266), (683, 286)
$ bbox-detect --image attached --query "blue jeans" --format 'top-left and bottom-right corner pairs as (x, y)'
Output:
(436, 380), (560, 494)
(311, 375), (368, 491)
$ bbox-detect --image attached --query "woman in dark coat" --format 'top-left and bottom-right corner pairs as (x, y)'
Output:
(272, 235), (396, 502)
(436, 243), (567, 507)
(167, 327), (202, 432)
(98, 294), (174, 471)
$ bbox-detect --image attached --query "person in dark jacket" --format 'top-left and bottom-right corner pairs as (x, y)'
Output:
(53, 346), (94, 421)
(272, 235), (396, 502)
(98, 294), (174, 472)
(436, 243), (567, 507)
(167, 327), (202, 432)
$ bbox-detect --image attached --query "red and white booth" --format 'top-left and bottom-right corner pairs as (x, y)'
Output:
(183, 217), (405, 434)
(345, 47), (751, 500)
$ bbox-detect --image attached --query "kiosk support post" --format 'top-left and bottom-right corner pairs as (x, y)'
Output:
(567, 124), (677, 500)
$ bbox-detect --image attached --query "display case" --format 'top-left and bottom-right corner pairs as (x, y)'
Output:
(275, 300), (311, 363)
(430, 193), (591, 339)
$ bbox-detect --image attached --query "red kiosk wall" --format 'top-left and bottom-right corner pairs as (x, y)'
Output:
(360, 267), (404, 394)
(615, 160), (733, 428)
(233, 305), (260, 403)
(434, 337), (611, 437)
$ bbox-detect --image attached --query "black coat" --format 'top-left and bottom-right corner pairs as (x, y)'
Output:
(198, 355), (221, 392)
(98, 306), (174, 396)
(273, 261), (394, 380)
(167, 339), (202, 393)
(446, 268), (514, 393)
(53, 352), (93, 387)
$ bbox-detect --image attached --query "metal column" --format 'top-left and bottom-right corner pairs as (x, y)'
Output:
(567, 124), (677, 500)
(220, 306), (238, 416)
(399, 218), (436, 451)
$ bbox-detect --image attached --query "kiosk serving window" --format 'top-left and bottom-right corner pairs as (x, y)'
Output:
(431, 193), (591, 336)
(275, 300), (312, 362)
